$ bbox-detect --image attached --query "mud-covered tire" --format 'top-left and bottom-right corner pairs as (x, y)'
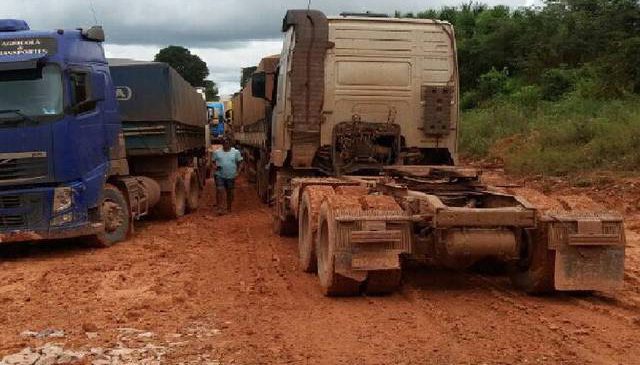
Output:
(185, 169), (200, 213)
(298, 186), (335, 273)
(90, 184), (130, 247)
(510, 229), (556, 294)
(273, 214), (297, 236)
(316, 201), (361, 296)
(256, 151), (270, 204)
(153, 174), (187, 219)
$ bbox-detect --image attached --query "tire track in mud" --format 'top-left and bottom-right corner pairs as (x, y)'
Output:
(1, 177), (639, 364)
(121, 180), (640, 364)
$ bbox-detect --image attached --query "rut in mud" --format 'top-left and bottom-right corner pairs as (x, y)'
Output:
(0, 178), (639, 364)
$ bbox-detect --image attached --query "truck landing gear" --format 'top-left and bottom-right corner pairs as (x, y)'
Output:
(273, 171), (297, 236)
(91, 184), (130, 247)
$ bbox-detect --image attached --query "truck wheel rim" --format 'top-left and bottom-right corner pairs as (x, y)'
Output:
(103, 199), (125, 233)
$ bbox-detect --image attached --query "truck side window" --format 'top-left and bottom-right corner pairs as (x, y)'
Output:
(70, 72), (95, 114)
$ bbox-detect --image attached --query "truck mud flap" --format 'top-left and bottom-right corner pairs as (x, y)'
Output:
(555, 246), (625, 291)
(547, 214), (625, 291)
(350, 250), (403, 271)
(334, 211), (412, 275)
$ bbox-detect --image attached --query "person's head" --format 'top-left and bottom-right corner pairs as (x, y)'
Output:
(222, 138), (231, 151)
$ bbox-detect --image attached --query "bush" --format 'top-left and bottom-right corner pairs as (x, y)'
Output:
(509, 85), (542, 108)
(539, 68), (574, 101)
(461, 90), (482, 110)
(460, 95), (640, 175)
(477, 68), (509, 100)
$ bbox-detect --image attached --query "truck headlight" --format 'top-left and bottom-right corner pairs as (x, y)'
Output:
(53, 187), (73, 212)
(51, 212), (74, 226)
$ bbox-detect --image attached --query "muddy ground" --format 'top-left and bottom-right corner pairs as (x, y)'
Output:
(1, 176), (639, 364)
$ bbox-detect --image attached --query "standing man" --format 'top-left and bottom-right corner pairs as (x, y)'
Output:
(213, 138), (243, 215)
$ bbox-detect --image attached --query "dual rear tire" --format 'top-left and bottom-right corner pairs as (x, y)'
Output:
(153, 174), (187, 219)
(154, 168), (202, 219)
(315, 200), (362, 296)
(298, 186), (335, 273)
(307, 190), (403, 296)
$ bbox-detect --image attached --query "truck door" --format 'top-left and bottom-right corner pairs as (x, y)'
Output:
(54, 68), (109, 182)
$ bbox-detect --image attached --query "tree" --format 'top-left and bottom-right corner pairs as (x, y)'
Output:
(241, 66), (257, 88)
(204, 80), (219, 101)
(154, 45), (219, 100)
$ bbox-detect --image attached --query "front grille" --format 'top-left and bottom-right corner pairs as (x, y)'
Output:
(0, 193), (44, 232)
(0, 157), (47, 183)
(0, 195), (21, 209)
(0, 215), (25, 230)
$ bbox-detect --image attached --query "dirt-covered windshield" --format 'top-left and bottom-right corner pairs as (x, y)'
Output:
(0, 64), (63, 119)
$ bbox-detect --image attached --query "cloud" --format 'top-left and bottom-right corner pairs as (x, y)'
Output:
(5, 0), (529, 47)
(3, 0), (530, 96)
(104, 40), (283, 95)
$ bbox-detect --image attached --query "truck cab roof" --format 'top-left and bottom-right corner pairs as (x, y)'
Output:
(0, 22), (106, 67)
(327, 15), (452, 26)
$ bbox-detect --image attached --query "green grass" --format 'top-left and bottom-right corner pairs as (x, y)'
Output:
(460, 94), (640, 176)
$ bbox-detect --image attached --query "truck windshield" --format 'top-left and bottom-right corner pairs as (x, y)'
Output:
(0, 65), (63, 120)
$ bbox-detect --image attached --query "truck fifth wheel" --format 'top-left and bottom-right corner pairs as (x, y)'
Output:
(234, 10), (626, 296)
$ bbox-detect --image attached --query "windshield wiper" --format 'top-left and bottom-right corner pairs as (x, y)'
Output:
(0, 109), (37, 125)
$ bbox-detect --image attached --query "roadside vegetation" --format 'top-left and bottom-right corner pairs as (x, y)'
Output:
(400, 0), (640, 176)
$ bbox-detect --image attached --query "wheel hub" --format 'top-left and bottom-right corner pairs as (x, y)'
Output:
(103, 199), (125, 233)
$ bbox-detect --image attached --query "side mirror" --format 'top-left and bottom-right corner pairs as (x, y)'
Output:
(68, 70), (106, 114)
(82, 26), (105, 42)
(90, 72), (106, 102)
(251, 72), (267, 100)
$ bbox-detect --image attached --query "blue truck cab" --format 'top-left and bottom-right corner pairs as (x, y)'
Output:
(0, 20), (208, 247)
(207, 102), (225, 142)
(0, 17), (191, 249)
(0, 20), (124, 244)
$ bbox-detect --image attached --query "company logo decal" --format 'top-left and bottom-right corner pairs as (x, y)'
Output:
(0, 38), (57, 57)
(115, 86), (133, 101)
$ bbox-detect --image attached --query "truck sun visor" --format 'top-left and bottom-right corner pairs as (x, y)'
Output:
(0, 59), (41, 73)
(0, 19), (30, 32)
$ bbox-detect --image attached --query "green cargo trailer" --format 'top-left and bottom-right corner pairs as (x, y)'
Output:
(108, 59), (209, 218)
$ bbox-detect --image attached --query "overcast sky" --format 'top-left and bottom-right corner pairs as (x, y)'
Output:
(2, 0), (533, 95)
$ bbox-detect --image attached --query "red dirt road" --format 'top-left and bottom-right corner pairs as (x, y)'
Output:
(1, 178), (639, 364)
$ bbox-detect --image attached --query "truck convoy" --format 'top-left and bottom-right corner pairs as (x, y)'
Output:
(233, 10), (626, 295)
(0, 20), (208, 247)
(231, 54), (280, 202)
(207, 101), (225, 143)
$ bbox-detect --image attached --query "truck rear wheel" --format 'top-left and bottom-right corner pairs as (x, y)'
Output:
(273, 215), (297, 236)
(510, 229), (556, 294)
(91, 184), (130, 247)
(316, 200), (361, 296)
(153, 174), (187, 219)
(184, 169), (200, 213)
(256, 151), (270, 204)
(298, 186), (335, 273)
